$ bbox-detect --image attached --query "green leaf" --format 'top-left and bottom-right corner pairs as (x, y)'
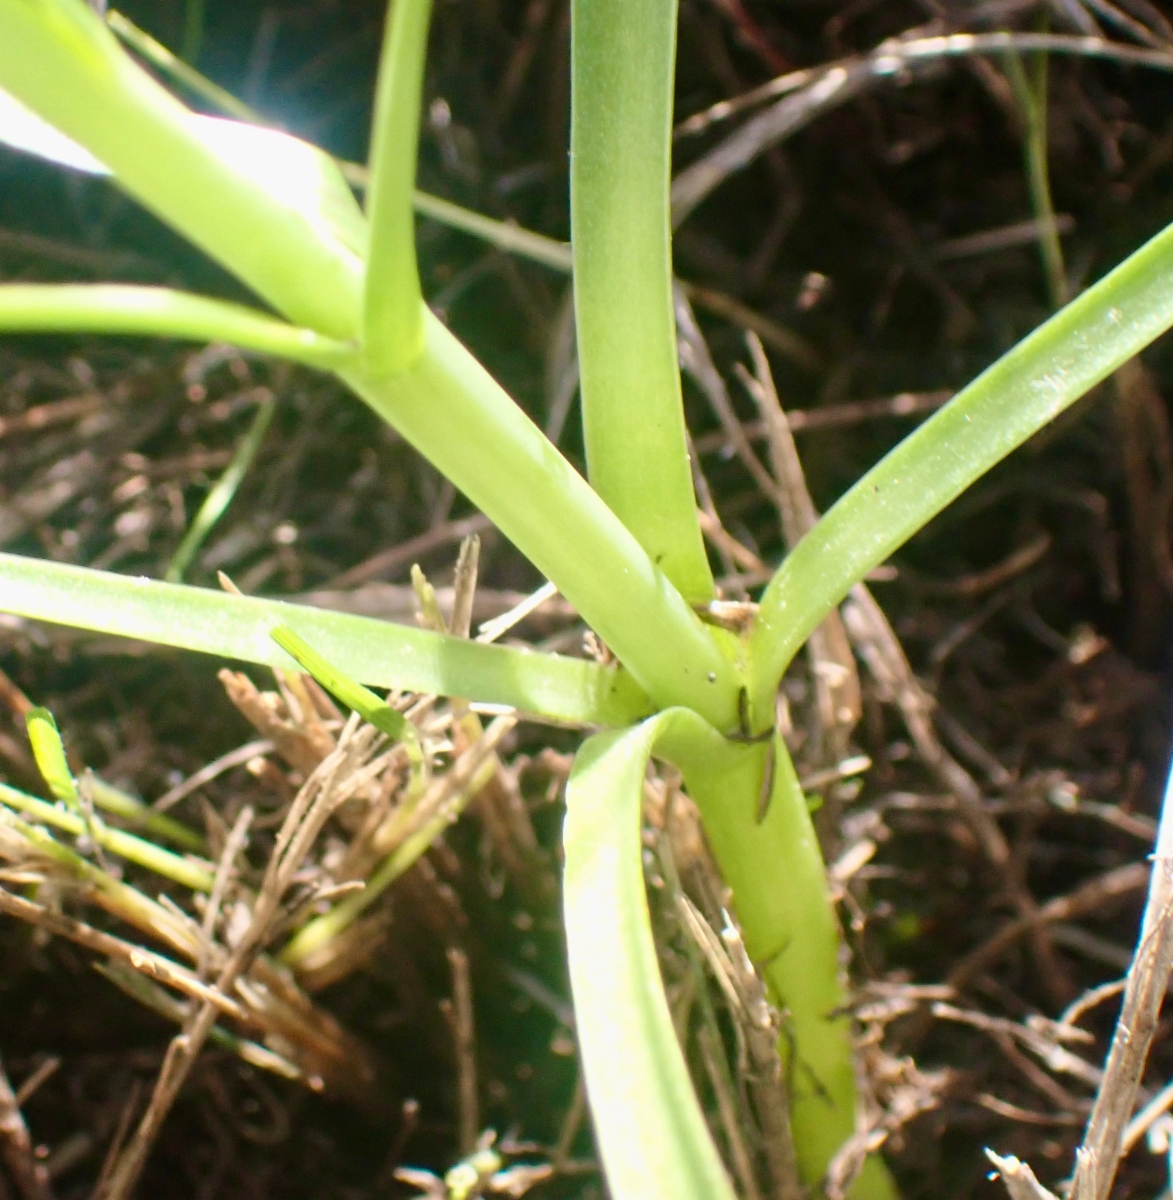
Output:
(749, 212), (1173, 720)
(166, 397), (277, 582)
(270, 624), (409, 741)
(570, 0), (712, 603)
(0, 285), (356, 369)
(186, 114), (368, 261)
(0, 6), (363, 338)
(0, 82), (107, 172)
(564, 710), (736, 1200)
(362, 0), (432, 374)
(0, 781), (215, 892)
(0, 553), (652, 728)
(25, 706), (78, 808)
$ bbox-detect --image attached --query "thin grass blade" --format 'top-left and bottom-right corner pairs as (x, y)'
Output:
(166, 397), (277, 583)
(362, 0), (432, 374)
(270, 625), (410, 741)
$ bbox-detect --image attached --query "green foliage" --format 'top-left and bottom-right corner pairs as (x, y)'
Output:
(2, 2), (1172, 1197)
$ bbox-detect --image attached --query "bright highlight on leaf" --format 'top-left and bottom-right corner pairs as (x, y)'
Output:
(25, 706), (79, 809)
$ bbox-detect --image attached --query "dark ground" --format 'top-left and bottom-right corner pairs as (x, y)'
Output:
(3, 1), (1173, 1198)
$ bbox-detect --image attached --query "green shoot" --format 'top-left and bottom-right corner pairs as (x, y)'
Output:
(166, 396), (277, 582)
(25, 706), (79, 809)
(564, 713), (737, 1200)
(0, 781), (215, 892)
(270, 624), (413, 743)
(362, 0), (432, 375)
(0, 552), (652, 728)
(748, 213), (1173, 722)
(1004, 37), (1067, 307)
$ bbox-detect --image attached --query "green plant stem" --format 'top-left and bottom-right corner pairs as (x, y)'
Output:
(571, 0), (712, 603)
(106, 10), (254, 119)
(166, 396), (277, 582)
(0, 552), (652, 728)
(0, 0), (363, 338)
(344, 315), (742, 728)
(1004, 45), (1066, 307)
(748, 214), (1173, 723)
(102, 10), (576, 273)
(84, 776), (206, 854)
(0, 807), (203, 957)
(363, 0), (432, 374)
(180, 0), (203, 66)
(0, 783), (215, 891)
(0, 284), (356, 368)
(658, 726), (895, 1200)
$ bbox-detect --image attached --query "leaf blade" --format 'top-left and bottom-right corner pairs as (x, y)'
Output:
(564, 711), (736, 1200)
(0, 553), (651, 728)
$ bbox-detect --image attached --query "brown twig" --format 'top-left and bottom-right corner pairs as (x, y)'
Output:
(1069, 763), (1173, 1200)
(0, 1055), (52, 1200)
(444, 946), (479, 1157)
(95, 722), (374, 1199)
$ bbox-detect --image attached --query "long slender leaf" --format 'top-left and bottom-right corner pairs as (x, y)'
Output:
(0, 782), (215, 892)
(166, 397), (277, 582)
(571, 0), (712, 603)
(363, 0), (432, 374)
(564, 711), (736, 1200)
(748, 213), (1173, 721)
(0, 285), (355, 369)
(0, 553), (652, 729)
(270, 625), (410, 741)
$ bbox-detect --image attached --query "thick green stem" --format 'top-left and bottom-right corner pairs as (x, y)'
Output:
(343, 313), (743, 728)
(363, 0), (432, 373)
(571, 0), (712, 602)
(662, 727), (895, 1200)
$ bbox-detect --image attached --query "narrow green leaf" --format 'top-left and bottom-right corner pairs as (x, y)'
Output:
(0, 553), (652, 728)
(749, 213), (1173, 720)
(573, 713), (897, 1198)
(564, 711), (736, 1200)
(25, 707), (78, 808)
(0, 285), (355, 369)
(0, 781), (215, 892)
(84, 775), (206, 854)
(363, 0), (432, 374)
(166, 397), (277, 582)
(570, 0), (713, 603)
(270, 625), (409, 741)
